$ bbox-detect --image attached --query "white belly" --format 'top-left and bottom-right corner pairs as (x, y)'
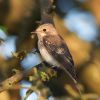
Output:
(38, 42), (60, 67)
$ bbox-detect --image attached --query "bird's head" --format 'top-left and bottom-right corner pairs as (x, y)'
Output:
(31, 23), (58, 39)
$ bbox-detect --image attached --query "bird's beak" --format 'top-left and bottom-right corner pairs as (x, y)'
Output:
(31, 31), (37, 34)
(31, 31), (37, 39)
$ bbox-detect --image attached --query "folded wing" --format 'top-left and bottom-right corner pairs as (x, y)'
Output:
(43, 35), (77, 81)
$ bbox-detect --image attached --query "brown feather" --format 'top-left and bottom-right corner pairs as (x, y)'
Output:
(43, 35), (77, 81)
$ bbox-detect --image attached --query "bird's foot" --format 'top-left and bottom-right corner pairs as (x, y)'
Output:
(47, 68), (57, 78)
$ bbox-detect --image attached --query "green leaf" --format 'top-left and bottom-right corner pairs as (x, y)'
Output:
(24, 89), (34, 100)
(0, 26), (7, 33)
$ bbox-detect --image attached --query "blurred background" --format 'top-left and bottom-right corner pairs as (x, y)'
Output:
(0, 0), (100, 100)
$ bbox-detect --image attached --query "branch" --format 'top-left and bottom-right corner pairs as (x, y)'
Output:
(39, 0), (55, 24)
(0, 63), (43, 92)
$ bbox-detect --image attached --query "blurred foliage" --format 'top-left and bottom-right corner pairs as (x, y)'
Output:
(0, 0), (100, 100)
(0, 26), (7, 33)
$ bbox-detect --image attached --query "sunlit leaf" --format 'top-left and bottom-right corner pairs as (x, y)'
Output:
(24, 89), (34, 100)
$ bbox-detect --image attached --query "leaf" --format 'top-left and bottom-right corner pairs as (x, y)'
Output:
(12, 51), (27, 60)
(0, 38), (5, 45)
(24, 89), (34, 100)
(0, 26), (7, 33)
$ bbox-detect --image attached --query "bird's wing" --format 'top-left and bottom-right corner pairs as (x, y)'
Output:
(43, 35), (77, 81)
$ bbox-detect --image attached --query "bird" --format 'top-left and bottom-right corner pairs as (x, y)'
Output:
(31, 23), (77, 84)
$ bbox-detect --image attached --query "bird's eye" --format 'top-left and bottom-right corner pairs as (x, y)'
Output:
(43, 29), (46, 32)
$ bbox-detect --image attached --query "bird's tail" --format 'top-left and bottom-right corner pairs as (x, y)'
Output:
(61, 67), (82, 96)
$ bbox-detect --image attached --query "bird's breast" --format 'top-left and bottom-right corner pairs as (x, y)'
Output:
(38, 41), (60, 67)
